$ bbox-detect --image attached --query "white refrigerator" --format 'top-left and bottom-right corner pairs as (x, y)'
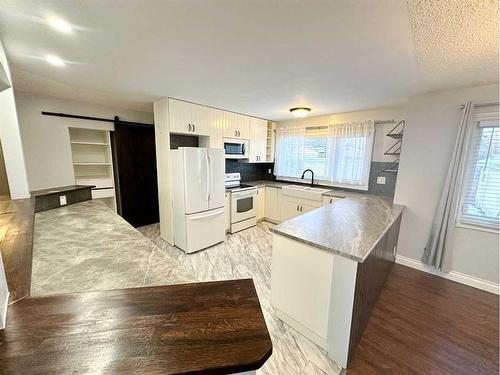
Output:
(171, 147), (225, 253)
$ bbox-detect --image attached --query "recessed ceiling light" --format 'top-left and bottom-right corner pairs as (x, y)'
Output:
(290, 107), (311, 118)
(48, 17), (72, 33)
(45, 55), (65, 67)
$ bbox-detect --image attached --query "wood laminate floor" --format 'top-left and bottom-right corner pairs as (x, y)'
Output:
(347, 264), (499, 375)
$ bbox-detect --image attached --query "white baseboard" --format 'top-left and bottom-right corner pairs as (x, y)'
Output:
(395, 255), (500, 295)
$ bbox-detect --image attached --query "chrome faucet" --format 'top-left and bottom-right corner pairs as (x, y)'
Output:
(301, 169), (314, 186)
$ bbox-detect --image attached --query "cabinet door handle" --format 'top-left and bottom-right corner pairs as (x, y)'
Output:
(296, 205), (299, 211)
(188, 124), (192, 132)
(238, 130), (241, 137)
(193, 124), (196, 132)
(234, 130), (237, 137)
(300, 206), (303, 212)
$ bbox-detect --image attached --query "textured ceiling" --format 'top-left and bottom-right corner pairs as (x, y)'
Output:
(0, 1), (498, 117)
(407, 0), (499, 92)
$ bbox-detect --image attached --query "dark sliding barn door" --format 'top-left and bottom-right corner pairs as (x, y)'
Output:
(111, 120), (159, 227)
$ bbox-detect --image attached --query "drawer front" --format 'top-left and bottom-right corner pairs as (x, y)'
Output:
(76, 178), (113, 189)
(91, 188), (115, 199)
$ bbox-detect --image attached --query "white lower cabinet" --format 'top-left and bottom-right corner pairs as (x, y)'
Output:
(264, 186), (281, 222)
(321, 195), (344, 206)
(256, 187), (265, 220)
(281, 196), (321, 221)
(224, 193), (230, 232)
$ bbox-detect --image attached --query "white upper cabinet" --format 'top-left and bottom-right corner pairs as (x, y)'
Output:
(249, 117), (267, 163)
(208, 108), (225, 148)
(190, 103), (210, 136)
(168, 98), (209, 136)
(169, 98), (191, 134)
(224, 111), (250, 139)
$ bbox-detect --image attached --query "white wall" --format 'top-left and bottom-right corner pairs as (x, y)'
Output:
(0, 39), (30, 198)
(395, 84), (499, 285)
(277, 106), (406, 162)
(15, 91), (153, 191)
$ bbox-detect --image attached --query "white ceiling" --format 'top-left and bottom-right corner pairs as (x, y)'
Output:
(0, 0), (497, 120)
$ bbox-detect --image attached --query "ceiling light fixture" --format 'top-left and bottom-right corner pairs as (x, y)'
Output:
(48, 17), (72, 33)
(45, 55), (65, 67)
(290, 107), (311, 118)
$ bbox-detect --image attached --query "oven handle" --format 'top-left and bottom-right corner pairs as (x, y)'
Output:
(231, 190), (257, 198)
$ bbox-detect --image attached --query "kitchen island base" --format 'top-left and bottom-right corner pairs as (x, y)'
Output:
(271, 200), (402, 369)
(271, 235), (359, 367)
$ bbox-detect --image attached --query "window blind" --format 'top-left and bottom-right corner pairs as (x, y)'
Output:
(460, 117), (500, 229)
(304, 127), (328, 180)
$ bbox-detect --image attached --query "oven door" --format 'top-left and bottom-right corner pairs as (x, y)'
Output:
(231, 189), (256, 223)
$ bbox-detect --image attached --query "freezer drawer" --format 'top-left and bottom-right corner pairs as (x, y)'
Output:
(183, 208), (225, 253)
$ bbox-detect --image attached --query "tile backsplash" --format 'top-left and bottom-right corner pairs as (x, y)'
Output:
(367, 161), (398, 197)
(225, 160), (274, 182)
(228, 160), (397, 197)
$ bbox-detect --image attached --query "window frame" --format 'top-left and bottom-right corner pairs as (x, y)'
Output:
(457, 111), (500, 232)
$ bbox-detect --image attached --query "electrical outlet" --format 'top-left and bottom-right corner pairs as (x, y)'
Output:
(377, 176), (386, 184)
(59, 195), (67, 206)
(268, 168), (271, 174)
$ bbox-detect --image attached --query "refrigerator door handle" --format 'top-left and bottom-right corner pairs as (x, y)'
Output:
(189, 208), (224, 220)
(205, 153), (210, 202)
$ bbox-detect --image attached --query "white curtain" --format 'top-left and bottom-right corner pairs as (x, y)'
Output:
(327, 120), (374, 186)
(274, 120), (374, 188)
(274, 126), (306, 178)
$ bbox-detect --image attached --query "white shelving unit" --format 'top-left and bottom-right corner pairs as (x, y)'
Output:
(266, 121), (276, 162)
(69, 128), (117, 211)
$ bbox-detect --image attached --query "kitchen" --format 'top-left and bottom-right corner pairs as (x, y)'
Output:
(0, 2), (499, 375)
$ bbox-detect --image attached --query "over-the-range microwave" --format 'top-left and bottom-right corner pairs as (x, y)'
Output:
(223, 138), (249, 159)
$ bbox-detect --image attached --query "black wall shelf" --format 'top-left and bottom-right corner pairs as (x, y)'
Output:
(383, 120), (405, 173)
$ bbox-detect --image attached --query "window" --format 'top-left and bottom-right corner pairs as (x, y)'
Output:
(274, 120), (374, 189)
(460, 113), (500, 229)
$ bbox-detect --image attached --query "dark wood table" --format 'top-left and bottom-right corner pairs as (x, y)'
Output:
(0, 279), (272, 374)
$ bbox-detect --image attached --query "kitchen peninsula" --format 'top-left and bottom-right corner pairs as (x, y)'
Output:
(270, 196), (404, 369)
(0, 195), (272, 375)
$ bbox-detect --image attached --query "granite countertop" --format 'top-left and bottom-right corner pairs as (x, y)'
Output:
(247, 180), (292, 189)
(30, 184), (94, 197)
(246, 180), (382, 199)
(271, 196), (404, 263)
(32, 200), (193, 295)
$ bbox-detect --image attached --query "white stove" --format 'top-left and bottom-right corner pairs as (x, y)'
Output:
(224, 173), (257, 233)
